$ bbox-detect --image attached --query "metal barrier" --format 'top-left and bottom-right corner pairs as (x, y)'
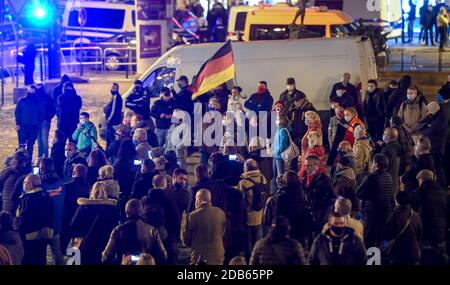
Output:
(102, 47), (136, 78)
(384, 47), (450, 71)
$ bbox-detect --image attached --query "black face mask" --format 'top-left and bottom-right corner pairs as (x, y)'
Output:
(331, 226), (345, 236)
(337, 150), (346, 157)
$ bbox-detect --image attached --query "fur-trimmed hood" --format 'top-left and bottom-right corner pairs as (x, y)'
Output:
(77, 198), (117, 206)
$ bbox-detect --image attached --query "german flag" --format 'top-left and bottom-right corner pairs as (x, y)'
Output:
(191, 41), (235, 100)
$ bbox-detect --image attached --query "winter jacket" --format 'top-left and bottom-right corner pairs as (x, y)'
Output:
(331, 91), (356, 109)
(301, 120), (323, 155)
(71, 198), (119, 265)
(170, 185), (190, 216)
(72, 122), (98, 154)
(412, 180), (448, 244)
(417, 109), (448, 155)
(15, 93), (44, 127)
(327, 118), (347, 166)
(125, 89), (150, 120)
(61, 177), (90, 244)
(250, 234), (306, 265)
(0, 166), (30, 214)
(421, 8), (435, 27)
(388, 76), (412, 116)
(181, 203), (226, 265)
(244, 91), (274, 114)
(172, 86), (194, 115)
(398, 96), (428, 139)
(381, 141), (402, 195)
(50, 141), (66, 179)
(97, 177), (120, 199)
(303, 172), (336, 228)
(364, 88), (386, 122)
(0, 230), (24, 265)
(113, 159), (137, 198)
(41, 171), (65, 235)
(63, 153), (87, 183)
(103, 92), (123, 126)
(52, 75), (71, 112)
(322, 217), (364, 241)
(16, 188), (54, 241)
(210, 158), (244, 187)
(279, 89), (306, 112)
(402, 153), (435, 193)
(309, 227), (367, 265)
(288, 100), (316, 141)
(264, 186), (314, 242)
(353, 138), (371, 176)
(57, 91), (83, 137)
(150, 98), (175, 129)
(394, 124), (415, 158)
(237, 170), (269, 226)
(357, 170), (394, 219)
(272, 128), (289, 161)
(135, 142), (152, 161)
(102, 217), (167, 265)
(36, 89), (56, 122)
(299, 145), (325, 180)
(343, 116), (365, 147)
(328, 115), (340, 147)
(332, 167), (359, 212)
(330, 81), (359, 108)
(383, 206), (422, 265)
(130, 172), (156, 200)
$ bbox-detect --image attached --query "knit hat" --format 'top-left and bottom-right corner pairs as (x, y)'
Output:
(426, 102), (440, 115)
(338, 156), (353, 168)
(150, 147), (165, 159)
(293, 91), (306, 101)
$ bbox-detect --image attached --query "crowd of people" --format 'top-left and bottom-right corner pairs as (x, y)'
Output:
(1, 70), (450, 266)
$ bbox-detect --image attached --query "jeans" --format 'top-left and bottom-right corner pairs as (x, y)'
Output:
(106, 125), (116, 149)
(18, 124), (38, 160)
(408, 20), (415, 42)
(439, 26), (448, 50)
(424, 26), (434, 45)
(272, 159), (285, 194)
(37, 120), (50, 158)
(155, 128), (169, 147)
(245, 225), (263, 260)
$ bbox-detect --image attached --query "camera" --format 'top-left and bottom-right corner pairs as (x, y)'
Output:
(33, 167), (39, 175)
(228, 154), (238, 161)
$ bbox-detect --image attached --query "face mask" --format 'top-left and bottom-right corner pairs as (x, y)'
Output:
(407, 94), (416, 102)
(437, 94), (445, 103)
(134, 86), (143, 93)
(80, 119), (86, 125)
(65, 151), (72, 159)
(382, 135), (388, 144)
(368, 87), (375, 93)
(208, 106), (217, 112)
(336, 90), (344, 97)
(344, 115), (352, 122)
(287, 85), (295, 92)
(331, 226), (345, 236)
(337, 150), (346, 157)
(275, 119), (280, 126)
(174, 182), (184, 190)
(178, 82), (185, 89)
(132, 140), (139, 146)
(257, 86), (267, 94)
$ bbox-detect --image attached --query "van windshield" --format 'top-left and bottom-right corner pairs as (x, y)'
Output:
(143, 66), (176, 97)
(330, 21), (361, 37)
(68, 8), (125, 29)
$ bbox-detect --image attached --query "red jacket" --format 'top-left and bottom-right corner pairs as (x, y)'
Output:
(301, 120), (323, 155)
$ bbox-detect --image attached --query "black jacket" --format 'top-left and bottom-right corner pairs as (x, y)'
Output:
(412, 181), (448, 244)
(103, 92), (123, 126)
(57, 91), (83, 135)
(52, 75), (71, 110)
(364, 88), (386, 128)
(210, 158), (244, 187)
(417, 109), (448, 155)
(250, 234), (306, 265)
(36, 88), (56, 122)
(383, 206), (422, 265)
(420, 7), (434, 27)
(287, 100), (316, 140)
(63, 153), (87, 183)
(381, 141), (402, 194)
(50, 141), (66, 179)
(102, 217), (167, 264)
(130, 172), (157, 200)
(16, 188), (54, 240)
(309, 227), (367, 265)
(264, 186), (314, 242)
(303, 172), (336, 228)
(170, 185), (190, 215)
(0, 166), (30, 214)
(150, 98), (175, 129)
(15, 93), (44, 127)
(62, 177), (90, 240)
(330, 91), (356, 109)
(244, 91), (274, 114)
(71, 198), (119, 265)
(125, 89), (150, 120)
(330, 82), (358, 108)
(357, 169), (394, 219)
(113, 159), (137, 198)
(172, 86), (194, 115)
(402, 153), (435, 193)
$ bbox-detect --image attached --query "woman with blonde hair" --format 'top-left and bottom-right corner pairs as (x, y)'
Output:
(301, 111), (323, 155)
(97, 165), (120, 199)
(299, 131), (325, 179)
(71, 181), (118, 265)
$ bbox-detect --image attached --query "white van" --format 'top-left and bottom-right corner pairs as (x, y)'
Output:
(128, 36), (376, 112)
(62, 1), (136, 45)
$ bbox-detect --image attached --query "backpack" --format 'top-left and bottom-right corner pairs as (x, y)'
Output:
(242, 177), (268, 212)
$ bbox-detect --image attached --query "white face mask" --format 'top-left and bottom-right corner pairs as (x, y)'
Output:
(368, 87), (375, 93)
(407, 94), (416, 101)
(344, 115), (352, 122)
(336, 90), (344, 97)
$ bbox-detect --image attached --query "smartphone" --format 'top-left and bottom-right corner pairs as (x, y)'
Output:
(131, 255), (140, 262)
(33, 167), (39, 175)
(134, 160), (142, 166)
(229, 154), (238, 161)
